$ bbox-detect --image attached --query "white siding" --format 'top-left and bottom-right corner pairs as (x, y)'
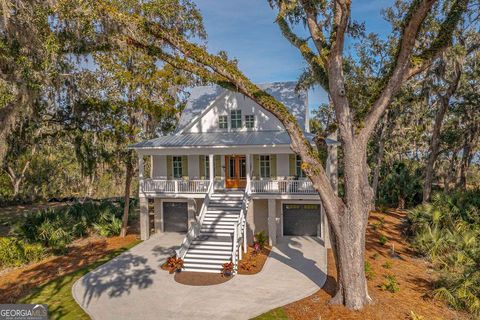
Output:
(188, 155), (199, 178)
(184, 92), (285, 133)
(277, 154), (289, 178)
(152, 155), (167, 178)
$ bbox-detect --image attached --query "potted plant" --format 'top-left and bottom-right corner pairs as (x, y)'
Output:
(165, 255), (184, 274)
(221, 262), (234, 277)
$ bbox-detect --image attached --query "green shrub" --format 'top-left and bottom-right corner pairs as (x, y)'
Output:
(382, 261), (393, 269)
(407, 190), (480, 316)
(379, 234), (388, 246)
(0, 237), (46, 268)
(377, 160), (423, 208)
(93, 211), (122, 237)
(13, 200), (125, 251)
(364, 261), (375, 280)
(380, 274), (400, 293)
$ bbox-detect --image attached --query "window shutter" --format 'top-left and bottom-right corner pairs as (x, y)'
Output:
(253, 154), (260, 178)
(167, 156), (173, 179)
(214, 155), (221, 178)
(182, 156), (188, 178)
(270, 154), (277, 179)
(199, 155), (205, 179)
(289, 154), (296, 176)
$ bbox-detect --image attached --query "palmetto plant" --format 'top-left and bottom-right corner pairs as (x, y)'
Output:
(408, 190), (480, 316)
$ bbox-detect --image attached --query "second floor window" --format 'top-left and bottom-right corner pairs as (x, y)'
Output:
(245, 115), (255, 129)
(260, 155), (271, 178)
(296, 155), (306, 178)
(219, 115), (228, 129)
(173, 156), (183, 178)
(231, 110), (242, 129)
(204, 155), (210, 179)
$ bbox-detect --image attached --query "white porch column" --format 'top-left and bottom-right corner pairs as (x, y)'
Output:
(246, 154), (251, 188)
(209, 154), (214, 184)
(140, 196), (149, 240)
(138, 155), (144, 178)
(268, 199), (277, 246)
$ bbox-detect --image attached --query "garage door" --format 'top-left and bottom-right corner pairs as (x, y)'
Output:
(163, 202), (188, 232)
(283, 204), (320, 236)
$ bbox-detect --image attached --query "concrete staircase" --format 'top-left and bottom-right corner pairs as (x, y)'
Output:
(183, 192), (243, 273)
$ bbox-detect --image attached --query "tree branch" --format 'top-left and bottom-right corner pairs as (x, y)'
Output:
(359, 0), (468, 144)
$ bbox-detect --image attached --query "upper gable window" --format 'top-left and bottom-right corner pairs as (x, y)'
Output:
(231, 110), (242, 129)
(219, 115), (228, 129)
(245, 115), (255, 129)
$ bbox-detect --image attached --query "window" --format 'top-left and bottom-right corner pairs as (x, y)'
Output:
(245, 115), (255, 129)
(219, 115), (228, 129)
(260, 155), (271, 178)
(296, 155), (306, 178)
(231, 110), (242, 129)
(172, 156), (183, 178)
(204, 156), (210, 179)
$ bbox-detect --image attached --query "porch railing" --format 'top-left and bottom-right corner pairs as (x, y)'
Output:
(141, 178), (317, 195)
(141, 179), (209, 194)
(250, 179), (317, 194)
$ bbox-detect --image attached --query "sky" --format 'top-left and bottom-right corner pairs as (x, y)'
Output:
(194, 0), (395, 109)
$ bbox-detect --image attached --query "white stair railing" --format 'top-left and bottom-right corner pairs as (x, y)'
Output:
(175, 180), (214, 259)
(232, 181), (251, 273)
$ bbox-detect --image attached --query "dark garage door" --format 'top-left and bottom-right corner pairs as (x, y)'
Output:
(283, 204), (320, 236)
(163, 202), (188, 232)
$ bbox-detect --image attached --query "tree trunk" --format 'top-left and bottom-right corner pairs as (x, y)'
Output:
(120, 155), (134, 237)
(423, 61), (462, 202)
(372, 114), (389, 201)
(327, 142), (373, 309)
(457, 142), (473, 190)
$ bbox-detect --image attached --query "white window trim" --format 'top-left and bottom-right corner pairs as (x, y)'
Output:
(172, 156), (183, 179)
(245, 114), (255, 130)
(230, 109), (242, 129)
(259, 154), (271, 179)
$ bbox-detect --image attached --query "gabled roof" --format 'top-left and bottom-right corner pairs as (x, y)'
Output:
(176, 81), (308, 132)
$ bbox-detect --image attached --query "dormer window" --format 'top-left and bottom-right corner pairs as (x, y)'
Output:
(245, 115), (255, 129)
(231, 110), (242, 129)
(219, 115), (228, 129)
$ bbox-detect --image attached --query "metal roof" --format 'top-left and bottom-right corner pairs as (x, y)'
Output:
(130, 131), (317, 149)
(176, 81), (308, 132)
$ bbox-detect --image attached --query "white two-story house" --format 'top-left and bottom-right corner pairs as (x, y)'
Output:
(130, 81), (338, 273)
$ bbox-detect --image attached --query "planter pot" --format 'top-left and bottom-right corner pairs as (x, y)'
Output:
(223, 271), (232, 277)
(175, 269), (182, 273)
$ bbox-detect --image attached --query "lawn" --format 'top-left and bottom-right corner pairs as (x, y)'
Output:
(253, 307), (289, 320)
(18, 241), (140, 320)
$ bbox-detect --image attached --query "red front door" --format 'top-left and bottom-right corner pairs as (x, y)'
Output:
(225, 155), (246, 189)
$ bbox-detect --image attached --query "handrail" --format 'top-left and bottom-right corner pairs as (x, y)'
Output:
(232, 180), (251, 273)
(175, 180), (213, 259)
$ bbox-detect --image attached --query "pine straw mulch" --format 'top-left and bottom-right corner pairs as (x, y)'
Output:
(174, 271), (232, 286)
(0, 233), (139, 303)
(238, 245), (271, 275)
(281, 209), (468, 320)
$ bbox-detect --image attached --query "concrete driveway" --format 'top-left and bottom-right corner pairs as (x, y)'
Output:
(72, 233), (327, 320)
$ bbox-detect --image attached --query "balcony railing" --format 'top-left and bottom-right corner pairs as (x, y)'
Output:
(140, 178), (317, 195)
(141, 179), (210, 194)
(250, 179), (317, 194)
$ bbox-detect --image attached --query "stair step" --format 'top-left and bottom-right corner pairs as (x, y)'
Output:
(202, 221), (235, 226)
(189, 244), (232, 250)
(187, 248), (231, 254)
(184, 262), (224, 269)
(206, 210), (240, 215)
(184, 257), (230, 264)
(183, 267), (222, 273)
(191, 240), (231, 246)
(199, 231), (232, 237)
(203, 217), (238, 222)
(185, 253), (231, 259)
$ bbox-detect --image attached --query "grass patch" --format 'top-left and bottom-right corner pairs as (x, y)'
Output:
(253, 307), (289, 320)
(18, 240), (140, 320)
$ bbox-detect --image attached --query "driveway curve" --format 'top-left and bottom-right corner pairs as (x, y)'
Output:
(72, 232), (327, 320)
